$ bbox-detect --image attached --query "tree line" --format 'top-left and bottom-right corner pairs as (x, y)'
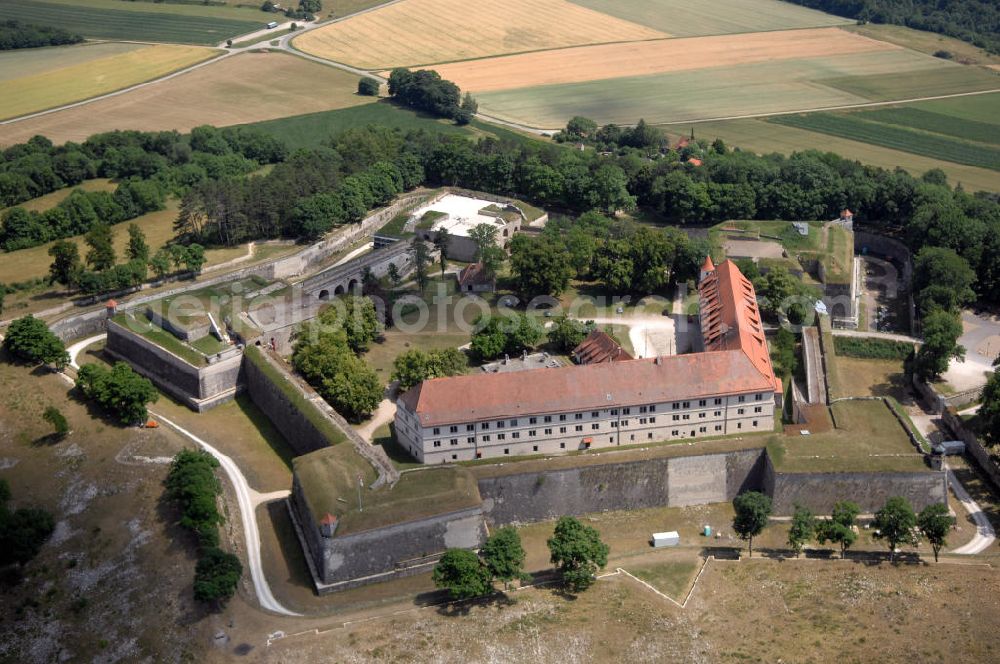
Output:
(165, 449), (243, 604)
(387, 68), (478, 125)
(733, 491), (954, 562)
(0, 20), (82, 50)
(782, 0), (1000, 54)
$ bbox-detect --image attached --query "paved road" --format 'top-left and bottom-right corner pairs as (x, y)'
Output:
(66, 334), (301, 616)
(947, 465), (996, 555)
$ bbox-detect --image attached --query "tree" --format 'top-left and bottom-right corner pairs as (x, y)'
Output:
(184, 243), (206, 274)
(547, 516), (609, 592)
(316, 294), (381, 352)
(980, 369), (1000, 446)
(48, 240), (80, 287)
(917, 502), (953, 563)
(126, 223), (149, 262)
(509, 234), (574, 299)
(433, 230), (450, 275)
(84, 222), (116, 271)
(75, 362), (159, 425)
(547, 316), (595, 353)
(358, 77), (380, 96)
(482, 526), (527, 590)
(2, 315), (68, 369)
(150, 248), (172, 281)
(732, 491), (772, 557)
(469, 223), (504, 277)
(912, 247), (976, 316)
(770, 327), (797, 378)
(432, 548), (493, 600)
(816, 501), (860, 559)
(0, 481), (55, 568)
(471, 313), (543, 361)
(391, 347), (467, 390)
(563, 116), (598, 142)
(387, 262), (402, 289)
(299, 0), (322, 14)
(873, 496), (918, 562)
(913, 309), (964, 379)
(787, 504), (816, 557)
(410, 237), (430, 291)
(42, 406), (69, 438)
(193, 547), (243, 603)
(292, 327), (382, 421)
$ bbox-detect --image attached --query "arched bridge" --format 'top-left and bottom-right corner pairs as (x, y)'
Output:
(302, 240), (414, 300)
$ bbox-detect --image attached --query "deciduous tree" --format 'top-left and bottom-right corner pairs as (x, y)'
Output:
(732, 491), (772, 557)
(787, 504), (816, 557)
(873, 496), (918, 562)
(481, 526), (527, 590)
(547, 516), (609, 592)
(917, 502), (953, 562)
(432, 548), (492, 600)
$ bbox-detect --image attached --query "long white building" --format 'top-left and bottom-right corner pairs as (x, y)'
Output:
(395, 258), (782, 463)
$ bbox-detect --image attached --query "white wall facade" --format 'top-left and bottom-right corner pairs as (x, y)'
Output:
(395, 391), (775, 464)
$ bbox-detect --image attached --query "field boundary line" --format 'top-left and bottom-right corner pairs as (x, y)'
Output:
(615, 555), (712, 609)
(0, 50), (230, 126)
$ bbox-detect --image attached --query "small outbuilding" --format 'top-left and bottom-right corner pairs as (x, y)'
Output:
(652, 531), (680, 548)
(572, 329), (632, 365)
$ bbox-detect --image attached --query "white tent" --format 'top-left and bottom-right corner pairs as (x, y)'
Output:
(652, 531), (680, 548)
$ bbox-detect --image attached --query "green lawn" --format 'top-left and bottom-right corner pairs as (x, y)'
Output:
(851, 107), (1000, 145)
(0, 0), (264, 45)
(628, 560), (700, 600)
(245, 101), (516, 150)
(768, 112), (1000, 171)
(294, 445), (481, 535)
(569, 0), (849, 36)
(771, 400), (926, 472)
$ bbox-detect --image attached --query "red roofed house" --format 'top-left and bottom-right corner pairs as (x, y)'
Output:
(456, 262), (495, 293)
(572, 329), (633, 365)
(395, 258), (780, 463)
(686, 157), (703, 167)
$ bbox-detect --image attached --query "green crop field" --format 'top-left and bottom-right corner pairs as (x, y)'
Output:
(0, 0), (263, 45)
(569, 0), (849, 37)
(475, 50), (995, 128)
(912, 91), (1000, 123)
(852, 107), (1000, 145)
(768, 112), (1000, 171)
(692, 117), (1000, 193)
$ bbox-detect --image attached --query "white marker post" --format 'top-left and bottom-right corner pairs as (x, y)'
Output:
(357, 474), (363, 512)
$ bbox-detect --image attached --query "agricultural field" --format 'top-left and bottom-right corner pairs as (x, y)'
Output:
(0, 53), (371, 146)
(432, 27), (893, 94)
(846, 23), (1000, 67)
(570, 0), (850, 37)
(472, 45), (999, 128)
(0, 0), (264, 45)
(0, 43), (217, 121)
(694, 113), (1000, 193)
(292, 0), (666, 69)
(768, 112), (1000, 171)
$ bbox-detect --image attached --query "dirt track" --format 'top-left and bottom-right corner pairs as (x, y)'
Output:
(430, 27), (897, 93)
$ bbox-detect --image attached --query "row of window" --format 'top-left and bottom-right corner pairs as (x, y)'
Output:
(430, 404), (665, 435)
(430, 419), (765, 456)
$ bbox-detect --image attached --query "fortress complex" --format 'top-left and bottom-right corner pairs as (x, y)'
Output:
(396, 257), (783, 463)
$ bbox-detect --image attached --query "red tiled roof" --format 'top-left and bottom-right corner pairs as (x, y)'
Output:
(698, 259), (781, 393)
(572, 330), (633, 365)
(319, 513), (338, 525)
(398, 351), (775, 428)
(841, 209), (853, 216)
(106, 299), (118, 308)
(701, 255), (715, 273)
(687, 158), (703, 167)
(457, 262), (493, 287)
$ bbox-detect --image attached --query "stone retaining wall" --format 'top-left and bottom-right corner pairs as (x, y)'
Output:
(942, 408), (1000, 492)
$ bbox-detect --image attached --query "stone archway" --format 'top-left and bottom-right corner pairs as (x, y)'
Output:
(348, 278), (359, 292)
(318, 289), (330, 300)
(334, 284), (345, 295)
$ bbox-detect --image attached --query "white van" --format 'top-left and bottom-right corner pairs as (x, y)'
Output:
(266, 21), (279, 29)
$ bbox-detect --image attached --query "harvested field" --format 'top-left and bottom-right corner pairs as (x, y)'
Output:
(571, 0), (850, 37)
(293, 0), (666, 69)
(0, 43), (217, 121)
(432, 27), (896, 93)
(474, 48), (997, 128)
(0, 53), (371, 146)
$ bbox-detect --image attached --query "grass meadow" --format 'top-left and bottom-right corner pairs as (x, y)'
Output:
(569, 0), (849, 37)
(0, 43), (217, 121)
(0, 0), (263, 44)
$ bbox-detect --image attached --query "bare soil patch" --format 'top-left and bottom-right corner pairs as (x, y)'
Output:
(430, 27), (896, 93)
(0, 52), (370, 146)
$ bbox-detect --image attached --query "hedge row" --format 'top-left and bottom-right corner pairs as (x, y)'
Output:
(833, 336), (914, 360)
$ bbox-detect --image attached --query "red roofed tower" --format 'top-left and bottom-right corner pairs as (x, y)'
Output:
(699, 255), (715, 283)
